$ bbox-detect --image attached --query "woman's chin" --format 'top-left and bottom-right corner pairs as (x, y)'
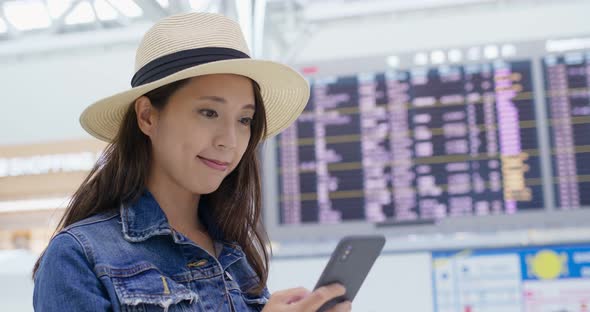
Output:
(190, 181), (222, 195)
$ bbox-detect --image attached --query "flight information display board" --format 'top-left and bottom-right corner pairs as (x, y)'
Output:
(278, 60), (543, 224)
(544, 51), (590, 209)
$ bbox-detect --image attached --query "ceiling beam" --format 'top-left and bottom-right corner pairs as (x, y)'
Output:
(48, 0), (82, 33)
(134, 0), (169, 20)
(167, 0), (192, 15)
(0, 1), (21, 38)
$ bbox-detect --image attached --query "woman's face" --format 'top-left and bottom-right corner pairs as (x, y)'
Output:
(139, 74), (255, 194)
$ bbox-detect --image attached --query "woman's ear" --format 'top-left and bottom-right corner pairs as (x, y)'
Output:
(135, 96), (158, 138)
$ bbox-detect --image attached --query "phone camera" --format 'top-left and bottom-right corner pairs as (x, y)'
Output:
(340, 245), (352, 261)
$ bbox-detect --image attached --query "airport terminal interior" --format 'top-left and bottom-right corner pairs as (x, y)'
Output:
(1, 0), (590, 311)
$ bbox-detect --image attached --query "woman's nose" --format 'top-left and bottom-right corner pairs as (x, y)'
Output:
(214, 123), (238, 150)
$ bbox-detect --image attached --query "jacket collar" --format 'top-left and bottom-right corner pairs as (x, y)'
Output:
(120, 188), (227, 243)
(119, 189), (246, 269)
(121, 189), (171, 242)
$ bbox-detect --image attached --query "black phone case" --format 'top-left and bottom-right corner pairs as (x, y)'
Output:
(313, 235), (386, 312)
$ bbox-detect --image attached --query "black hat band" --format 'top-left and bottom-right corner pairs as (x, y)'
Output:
(131, 47), (250, 87)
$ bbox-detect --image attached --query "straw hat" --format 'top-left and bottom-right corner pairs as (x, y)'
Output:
(79, 12), (310, 142)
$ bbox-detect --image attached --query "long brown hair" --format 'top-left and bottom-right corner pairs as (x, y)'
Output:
(32, 77), (271, 294)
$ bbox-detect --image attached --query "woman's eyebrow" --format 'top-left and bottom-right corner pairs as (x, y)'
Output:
(197, 95), (255, 110)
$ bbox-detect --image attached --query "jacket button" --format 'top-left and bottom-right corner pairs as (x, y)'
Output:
(187, 259), (208, 268)
(225, 271), (234, 281)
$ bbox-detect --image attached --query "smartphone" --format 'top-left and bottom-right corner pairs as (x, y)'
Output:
(313, 235), (386, 312)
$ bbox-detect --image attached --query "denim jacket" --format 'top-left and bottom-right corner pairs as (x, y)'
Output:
(33, 190), (270, 311)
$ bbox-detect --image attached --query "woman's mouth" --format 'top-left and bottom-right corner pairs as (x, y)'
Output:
(197, 156), (229, 171)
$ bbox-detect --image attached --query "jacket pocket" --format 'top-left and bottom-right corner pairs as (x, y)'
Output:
(110, 266), (201, 312)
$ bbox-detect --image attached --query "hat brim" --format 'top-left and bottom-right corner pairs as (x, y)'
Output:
(79, 59), (310, 142)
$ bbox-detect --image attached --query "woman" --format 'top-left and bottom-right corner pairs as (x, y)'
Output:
(32, 12), (350, 312)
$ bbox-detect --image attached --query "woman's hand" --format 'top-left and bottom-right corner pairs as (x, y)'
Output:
(261, 283), (352, 312)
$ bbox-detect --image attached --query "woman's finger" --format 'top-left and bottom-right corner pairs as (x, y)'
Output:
(294, 283), (346, 311)
(271, 287), (311, 304)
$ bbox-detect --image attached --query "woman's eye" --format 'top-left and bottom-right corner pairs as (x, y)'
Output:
(199, 109), (218, 118)
(240, 117), (253, 126)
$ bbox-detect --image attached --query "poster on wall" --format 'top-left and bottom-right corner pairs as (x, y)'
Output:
(432, 244), (590, 312)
